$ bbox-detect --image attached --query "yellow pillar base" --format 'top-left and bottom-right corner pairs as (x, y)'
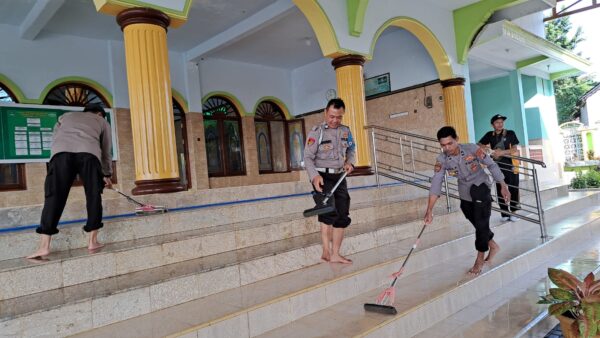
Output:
(332, 55), (372, 175)
(441, 78), (469, 142)
(117, 8), (183, 195)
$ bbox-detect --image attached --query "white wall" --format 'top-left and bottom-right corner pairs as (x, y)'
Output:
(0, 24), (112, 101)
(365, 28), (438, 89)
(291, 58), (336, 115)
(585, 93), (600, 127)
(198, 58), (293, 115)
(317, 0), (461, 77)
(512, 12), (545, 38)
(0, 23), (188, 109)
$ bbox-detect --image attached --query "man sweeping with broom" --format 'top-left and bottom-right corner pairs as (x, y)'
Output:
(425, 126), (510, 274)
(304, 98), (355, 264)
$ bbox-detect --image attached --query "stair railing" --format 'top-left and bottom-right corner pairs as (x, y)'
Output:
(367, 125), (548, 239)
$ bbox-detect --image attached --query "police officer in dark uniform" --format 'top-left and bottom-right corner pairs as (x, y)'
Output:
(478, 114), (521, 221)
(424, 126), (510, 274)
(304, 98), (356, 264)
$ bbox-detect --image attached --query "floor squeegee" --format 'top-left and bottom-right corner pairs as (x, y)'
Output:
(109, 187), (168, 216)
(303, 171), (347, 217)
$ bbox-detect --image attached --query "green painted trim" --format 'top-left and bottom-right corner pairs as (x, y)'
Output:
(38, 76), (114, 106)
(101, 0), (192, 19)
(347, 0), (369, 37)
(550, 68), (581, 80)
(453, 0), (525, 64)
(516, 55), (548, 69)
(368, 16), (453, 79)
(201, 91), (247, 116)
(251, 97), (293, 120)
(0, 73), (27, 103)
(171, 88), (188, 112)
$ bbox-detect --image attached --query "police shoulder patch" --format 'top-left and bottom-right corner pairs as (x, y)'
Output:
(307, 138), (315, 146)
(475, 147), (486, 159)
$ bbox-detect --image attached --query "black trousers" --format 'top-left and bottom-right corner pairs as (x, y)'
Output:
(496, 166), (520, 217)
(460, 184), (493, 252)
(315, 172), (351, 228)
(37, 152), (105, 236)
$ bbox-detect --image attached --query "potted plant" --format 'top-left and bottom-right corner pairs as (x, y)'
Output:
(538, 268), (600, 338)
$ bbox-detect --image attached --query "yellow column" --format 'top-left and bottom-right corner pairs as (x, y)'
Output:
(332, 55), (371, 174)
(117, 8), (183, 195)
(441, 78), (470, 142)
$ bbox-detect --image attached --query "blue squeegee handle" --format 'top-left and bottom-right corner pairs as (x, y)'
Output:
(390, 222), (427, 287)
(322, 171), (348, 204)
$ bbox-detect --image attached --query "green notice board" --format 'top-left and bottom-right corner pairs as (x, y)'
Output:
(0, 105), (118, 163)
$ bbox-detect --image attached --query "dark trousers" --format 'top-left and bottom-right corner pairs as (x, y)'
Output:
(315, 172), (351, 228)
(461, 184), (493, 252)
(496, 166), (520, 217)
(37, 152), (105, 236)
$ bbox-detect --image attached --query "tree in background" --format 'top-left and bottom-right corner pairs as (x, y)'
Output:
(545, 16), (597, 124)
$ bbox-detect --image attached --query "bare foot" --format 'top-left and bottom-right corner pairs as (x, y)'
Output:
(88, 242), (104, 251)
(26, 248), (50, 259)
(329, 254), (352, 264)
(468, 257), (485, 275)
(321, 250), (330, 262)
(485, 240), (500, 265)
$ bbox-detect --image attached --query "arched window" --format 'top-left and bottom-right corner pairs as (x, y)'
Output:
(42, 82), (116, 183)
(43, 83), (109, 107)
(255, 101), (306, 173)
(202, 96), (245, 176)
(255, 101), (287, 173)
(173, 99), (191, 189)
(0, 83), (26, 191)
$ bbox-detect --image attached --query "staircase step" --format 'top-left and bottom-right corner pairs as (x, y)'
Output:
(42, 189), (593, 338)
(251, 194), (600, 338)
(0, 183), (422, 261)
(415, 237), (600, 338)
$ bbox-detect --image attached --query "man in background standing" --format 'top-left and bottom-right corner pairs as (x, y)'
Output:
(478, 114), (521, 221)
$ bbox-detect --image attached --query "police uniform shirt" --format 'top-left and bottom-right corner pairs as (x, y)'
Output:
(429, 143), (505, 202)
(478, 129), (519, 169)
(303, 122), (357, 181)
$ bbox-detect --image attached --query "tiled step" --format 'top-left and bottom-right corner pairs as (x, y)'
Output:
(0, 175), (382, 229)
(0, 191), (443, 300)
(415, 237), (600, 338)
(0, 181), (420, 261)
(252, 193), (600, 338)
(49, 190), (594, 338)
(0, 198), (468, 337)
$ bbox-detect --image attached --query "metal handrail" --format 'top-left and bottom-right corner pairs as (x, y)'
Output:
(366, 125), (549, 239)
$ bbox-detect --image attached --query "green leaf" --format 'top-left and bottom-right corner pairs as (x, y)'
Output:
(550, 302), (574, 316)
(550, 288), (576, 301)
(549, 268), (581, 291)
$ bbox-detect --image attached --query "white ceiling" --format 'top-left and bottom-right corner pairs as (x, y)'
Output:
(204, 8), (323, 69)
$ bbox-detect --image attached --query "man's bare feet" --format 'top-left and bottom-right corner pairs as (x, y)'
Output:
(88, 242), (104, 251)
(485, 240), (500, 265)
(26, 248), (50, 259)
(321, 250), (331, 262)
(329, 254), (352, 264)
(468, 255), (485, 275)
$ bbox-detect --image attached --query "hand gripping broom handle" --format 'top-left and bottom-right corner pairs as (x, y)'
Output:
(322, 171), (348, 204)
(390, 223), (427, 288)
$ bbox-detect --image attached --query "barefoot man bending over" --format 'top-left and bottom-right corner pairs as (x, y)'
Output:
(304, 98), (356, 264)
(27, 104), (113, 259)
(424, 126), (510, 274)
